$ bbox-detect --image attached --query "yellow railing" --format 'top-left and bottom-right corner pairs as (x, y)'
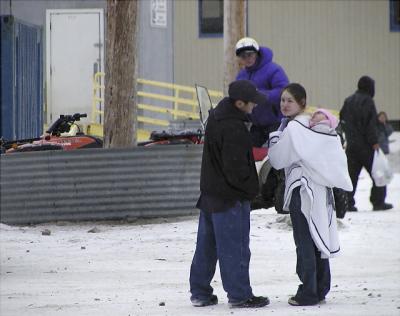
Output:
(90, 74), (339, 141)
(91, 72), (105, 124)
(90, 73), (223, 141)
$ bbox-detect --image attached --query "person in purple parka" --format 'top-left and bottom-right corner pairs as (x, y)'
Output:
(235, 37), (289, 147)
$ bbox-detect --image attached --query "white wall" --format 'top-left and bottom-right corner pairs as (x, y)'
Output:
(174, 0), (400, 120)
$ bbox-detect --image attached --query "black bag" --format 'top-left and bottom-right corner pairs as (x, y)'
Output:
(259, 168), (287, 214)
(333, 188), (350, 219)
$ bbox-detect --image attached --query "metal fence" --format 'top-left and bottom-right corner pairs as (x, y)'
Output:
(0, 145), (203, 224)
(90, 74), (223, 141)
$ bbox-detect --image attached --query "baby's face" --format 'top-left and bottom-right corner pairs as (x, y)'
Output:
(310, 112), (328, 125)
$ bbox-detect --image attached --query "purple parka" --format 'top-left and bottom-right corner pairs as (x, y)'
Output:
(236, 47), (289, 127)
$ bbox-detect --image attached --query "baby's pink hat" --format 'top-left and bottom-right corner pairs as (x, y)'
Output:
(314, 108), (338, 129)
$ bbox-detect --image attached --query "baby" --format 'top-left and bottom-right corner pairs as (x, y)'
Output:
(309, 108), (338, 134)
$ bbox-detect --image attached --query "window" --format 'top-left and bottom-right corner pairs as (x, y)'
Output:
(199, 0), (223, 37)
(390, 0), (400, 32)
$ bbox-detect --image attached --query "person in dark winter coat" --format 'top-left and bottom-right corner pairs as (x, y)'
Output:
(235, 37), (289, 146)
(377, 111), (394, 155)
(339, 76), (393, 211)
(189, 80), (270, 309)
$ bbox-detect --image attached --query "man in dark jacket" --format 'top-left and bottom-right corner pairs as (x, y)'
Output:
(340, 76), (393, 211)
(189, 80), (270, 309)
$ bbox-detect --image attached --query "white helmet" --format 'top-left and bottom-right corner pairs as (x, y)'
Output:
(235, 37), (260, 56)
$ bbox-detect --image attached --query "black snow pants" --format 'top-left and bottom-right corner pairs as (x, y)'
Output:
(346, 146), (386, 208)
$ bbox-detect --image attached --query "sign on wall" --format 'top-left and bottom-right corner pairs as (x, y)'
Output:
(150, 0), (167, 28)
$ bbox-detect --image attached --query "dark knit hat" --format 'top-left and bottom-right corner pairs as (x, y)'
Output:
(357, 76), (375, 98)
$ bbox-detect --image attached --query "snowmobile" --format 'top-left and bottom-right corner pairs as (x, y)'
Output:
(1, 113), (103, 154)
(138, 128), (204, 147)
(137, 84), (284, 213)
(137, 84), (211, 147)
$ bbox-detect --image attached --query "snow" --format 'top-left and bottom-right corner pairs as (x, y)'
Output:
(1, 134), (400, 316)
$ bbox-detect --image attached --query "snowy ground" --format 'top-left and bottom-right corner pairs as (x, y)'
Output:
(1, 134), (400, 316)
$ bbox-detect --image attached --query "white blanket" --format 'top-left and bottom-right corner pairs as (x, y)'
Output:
(268, 114), (353, 258)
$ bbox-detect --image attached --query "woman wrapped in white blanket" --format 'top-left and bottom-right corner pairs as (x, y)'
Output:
(268, 83), (352, 307)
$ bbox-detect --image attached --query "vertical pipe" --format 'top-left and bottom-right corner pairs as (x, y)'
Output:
(223, 0), (247, 95)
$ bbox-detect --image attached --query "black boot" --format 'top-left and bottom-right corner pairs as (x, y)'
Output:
(191, 295), (218, 307)
(373, 203), (393, 211)
(230, 295), (270, 308)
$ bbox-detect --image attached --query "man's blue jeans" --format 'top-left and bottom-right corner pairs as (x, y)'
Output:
(189, 201), (253, 304)
(289, 187), (331, 304)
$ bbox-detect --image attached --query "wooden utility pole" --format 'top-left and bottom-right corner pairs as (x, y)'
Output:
(223, 0), (247, 94)
(104, 0), (138, 148)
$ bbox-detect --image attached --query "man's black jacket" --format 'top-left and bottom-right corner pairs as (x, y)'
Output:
(199, 97), (259, 202)
(340, 90), (379, 150)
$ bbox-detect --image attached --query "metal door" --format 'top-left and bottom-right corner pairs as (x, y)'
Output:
(46, 9), (104, 124)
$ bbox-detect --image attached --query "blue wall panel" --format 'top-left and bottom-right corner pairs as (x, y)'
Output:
(0, 15), (43, 140)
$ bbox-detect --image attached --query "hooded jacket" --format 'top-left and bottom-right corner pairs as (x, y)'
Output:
(236, 46), (289, 127)
(198, 97), (259, 204)
(339, 77), (379, 151)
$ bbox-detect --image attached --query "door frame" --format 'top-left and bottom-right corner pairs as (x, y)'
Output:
(45, 9), (104, 125)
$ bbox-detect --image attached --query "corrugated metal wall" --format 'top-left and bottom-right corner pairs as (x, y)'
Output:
(0, 145), (202, 224)
(0, 15), (43, 140)
(173, 0), (400, 120)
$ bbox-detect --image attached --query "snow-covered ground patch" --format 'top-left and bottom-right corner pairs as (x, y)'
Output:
(1, 133), (399, 316)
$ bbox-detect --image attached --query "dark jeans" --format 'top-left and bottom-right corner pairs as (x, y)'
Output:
(346, 147), (386, 207)
(289, 188), (331, 304)
(189, 201), (253, 304)
(250, 123), (280, 147)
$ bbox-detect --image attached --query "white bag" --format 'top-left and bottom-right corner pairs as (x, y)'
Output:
(371, 149), (393, 187)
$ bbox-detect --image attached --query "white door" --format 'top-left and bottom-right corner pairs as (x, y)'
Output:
(46, 9), (104, 124)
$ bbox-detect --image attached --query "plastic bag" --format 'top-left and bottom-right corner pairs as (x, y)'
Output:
(371, 149), (393, 187)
